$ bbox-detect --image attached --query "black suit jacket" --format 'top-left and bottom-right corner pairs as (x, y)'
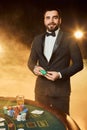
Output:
(28, 30), (83, 97)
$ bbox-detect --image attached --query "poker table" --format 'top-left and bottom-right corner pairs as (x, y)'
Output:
(0, 97), (80, 130)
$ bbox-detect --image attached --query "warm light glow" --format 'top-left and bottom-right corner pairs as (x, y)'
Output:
(74, 30), (83, 39)
(0, 45), (2, 52)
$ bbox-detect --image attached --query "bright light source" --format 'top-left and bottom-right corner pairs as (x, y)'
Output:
(74, 30), (83, 39)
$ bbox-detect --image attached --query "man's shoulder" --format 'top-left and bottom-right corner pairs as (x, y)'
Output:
(34, 33), (45, 40)
(31, 33), (45, 46)
(63, 30), (76, 37)
(61, 30), (75, 41)
(62, 31), (71, 37)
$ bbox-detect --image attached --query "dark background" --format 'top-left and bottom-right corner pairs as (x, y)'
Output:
(0, 0), (87, 58)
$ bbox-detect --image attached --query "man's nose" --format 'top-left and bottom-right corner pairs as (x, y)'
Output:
(50, 18), (54, 23)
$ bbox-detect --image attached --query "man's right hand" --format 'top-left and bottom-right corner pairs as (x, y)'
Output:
(33, 66), (45, 76)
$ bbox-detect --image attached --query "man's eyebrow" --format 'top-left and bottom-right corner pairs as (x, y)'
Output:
(45, 16), (50, 18)
(53, 15), (59, 17)
(45, 15), (58, 17)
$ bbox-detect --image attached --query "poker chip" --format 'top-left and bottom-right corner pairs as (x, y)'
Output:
(3, 105), (28, 121)
(0, 117), (5, 122)
(0, 122), (5, 126)
(8, 123), (14, 128)
(40, 70), (47, 75)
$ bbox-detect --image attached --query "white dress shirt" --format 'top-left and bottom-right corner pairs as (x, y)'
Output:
(44, 28), (62, 78)
(44, 29), (60, 62)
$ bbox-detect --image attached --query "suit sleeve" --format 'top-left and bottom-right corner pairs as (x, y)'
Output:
(27, 38), (39, 73)
(60, 40), (83, 79)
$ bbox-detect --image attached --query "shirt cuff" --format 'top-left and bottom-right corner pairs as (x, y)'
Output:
(58, 72), (62, 79)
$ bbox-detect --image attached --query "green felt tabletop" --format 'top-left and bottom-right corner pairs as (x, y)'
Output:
(0, 99), (66, 130)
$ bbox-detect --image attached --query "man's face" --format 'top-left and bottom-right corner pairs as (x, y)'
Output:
(44, 10), (61, 32)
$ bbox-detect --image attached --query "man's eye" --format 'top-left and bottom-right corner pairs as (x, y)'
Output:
(46, 17), (50, 19)
(54, 16), (59, 19)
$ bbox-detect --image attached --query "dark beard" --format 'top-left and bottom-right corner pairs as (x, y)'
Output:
(46, 26), (58, 32)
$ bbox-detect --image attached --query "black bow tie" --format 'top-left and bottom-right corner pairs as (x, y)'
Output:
(46, 31), (56, 37)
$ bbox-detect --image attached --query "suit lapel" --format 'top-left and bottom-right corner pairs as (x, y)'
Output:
(49, 30), (63, 63)
(40, 34), (48, 62)
(53, 30), (63, 54)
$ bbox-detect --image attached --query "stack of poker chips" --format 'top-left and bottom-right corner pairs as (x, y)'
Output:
(3, 105), (28, 121)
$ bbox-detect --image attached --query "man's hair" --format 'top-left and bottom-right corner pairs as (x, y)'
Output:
(44, 7), (62, 18)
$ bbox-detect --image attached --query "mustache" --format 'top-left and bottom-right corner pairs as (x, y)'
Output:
(48, 22), (56, 26)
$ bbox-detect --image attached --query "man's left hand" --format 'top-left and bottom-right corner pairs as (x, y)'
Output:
(45, 71), (60, 81)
